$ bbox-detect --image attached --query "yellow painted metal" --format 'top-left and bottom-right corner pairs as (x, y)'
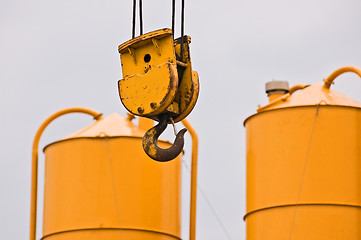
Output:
(323, 66), (361, 89)
(118, 29), (178, 117)
(119, 62), (178, 116)
(267, 93), (284, 102)
(30, 107), (103, 240)
(288, 84), (309, 95)
(258, 82), (361, 113)
(118, 29), (199, 123)
(41, 112), (182, 240)
(181, 119), (198, 240)
(244, 67), (361, 239)
(172, 36), (199, 123)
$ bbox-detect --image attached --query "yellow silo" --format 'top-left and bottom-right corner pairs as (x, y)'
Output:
(39, 112), (182, 240)
(244, 67), (361, 240)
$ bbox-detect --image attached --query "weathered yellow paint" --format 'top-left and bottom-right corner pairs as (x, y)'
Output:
(119, 62), (178, 116)
(118, 29), (179, 117)
(172, 36), (199, 123)
(244, 67), (361, 240)
(118, 29), (176, 77)
(41, 113), (182, 240)
(118, 29), (199, 123)
(144, 127), (158, 156)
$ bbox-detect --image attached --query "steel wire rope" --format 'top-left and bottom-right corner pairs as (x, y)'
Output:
(132, 0), (136, 38)
(132, 0), (143, 38)
(180, 0), (185, 61)
(288, 105), (320, 240)
(182, 160), (233, 240)
(172, 0), (176, 36)
(139, 0), (143, 35)
(171, 0), (185, 60)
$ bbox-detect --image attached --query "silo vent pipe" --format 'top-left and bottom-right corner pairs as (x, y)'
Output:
(289, 84), (309, 95)
(30, 107), (102, 240)
(323, 66), (361, 89)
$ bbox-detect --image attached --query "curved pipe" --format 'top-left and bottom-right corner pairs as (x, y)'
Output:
(257, 84), (309, 113)
(323, 66), (361, 89)
(289, 84), (309, 95)
(181, 119), (198, 240)
(30, 107), (102, 240)
(142, 114), (187, 162)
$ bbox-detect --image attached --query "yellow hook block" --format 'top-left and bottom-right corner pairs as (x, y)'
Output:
(118, 28), (178, 117)
(118, 28), (199, 123)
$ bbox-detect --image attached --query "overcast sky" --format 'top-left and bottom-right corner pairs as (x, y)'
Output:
(1, 0), (361, 239)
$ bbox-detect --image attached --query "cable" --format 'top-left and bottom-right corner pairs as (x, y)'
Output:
(132, 0), (144, 38)
(132, 0), (136, 38)
(181, 0), (185, 38)
(172, 0), (175, 36)
(139, 0), (143, 35)
(182, 160), (233, 240)
(180, 0), (185, 61)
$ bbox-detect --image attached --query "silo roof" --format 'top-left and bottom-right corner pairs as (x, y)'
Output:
(258, 82), (361, 112)
(64, 112), (146, 139)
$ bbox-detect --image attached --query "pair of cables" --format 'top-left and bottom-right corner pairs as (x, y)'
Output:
(132, 0), (185, 40)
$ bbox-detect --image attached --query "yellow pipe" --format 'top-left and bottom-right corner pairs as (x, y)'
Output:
(323, 66), (361, 89)
(288, 84), (309, 95)
(181, 119), (198, 240)
(258, 84), (310, 112)
(30, 107), (102, 240)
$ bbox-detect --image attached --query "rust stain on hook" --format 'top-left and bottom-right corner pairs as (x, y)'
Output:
(142, 114), (187, 162)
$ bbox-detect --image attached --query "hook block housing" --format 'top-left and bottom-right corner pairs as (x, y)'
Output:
(118, 28), (199, 123)
(118, 29), (178, 118)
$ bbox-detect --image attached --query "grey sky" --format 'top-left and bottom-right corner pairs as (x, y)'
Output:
(1, 0), (361, 239)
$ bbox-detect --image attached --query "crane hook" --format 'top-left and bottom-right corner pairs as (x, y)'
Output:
(142, 114), (187, 162)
